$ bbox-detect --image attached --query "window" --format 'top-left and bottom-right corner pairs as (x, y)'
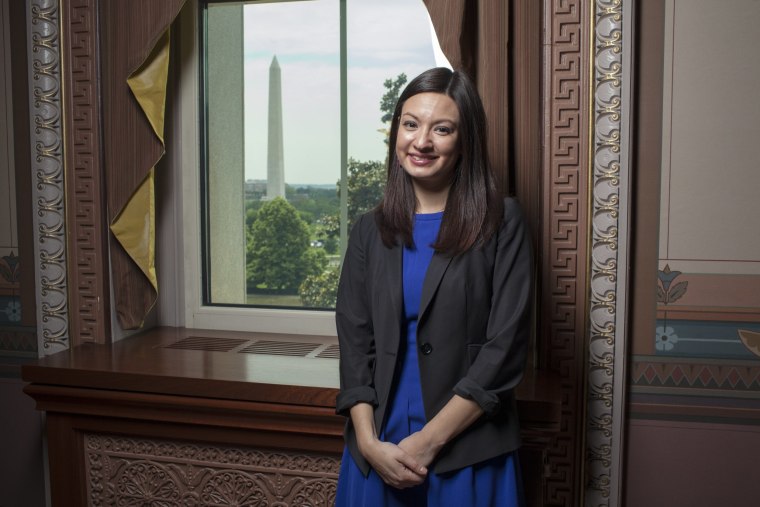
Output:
(200, 0), (448, 315)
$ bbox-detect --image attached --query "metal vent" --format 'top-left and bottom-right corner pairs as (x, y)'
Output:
(239, 340), (321, 357)
(164, 336), (247, 352)
(316, 344), (340, 359)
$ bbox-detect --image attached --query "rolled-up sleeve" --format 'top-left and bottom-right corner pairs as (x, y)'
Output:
(452, 199), (532, 417)
(335, 214), (378, 415)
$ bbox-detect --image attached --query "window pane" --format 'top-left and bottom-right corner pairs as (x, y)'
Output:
(203, 0), (441, 310)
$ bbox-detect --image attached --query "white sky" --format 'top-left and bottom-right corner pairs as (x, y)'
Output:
(241, 0), (445, 185)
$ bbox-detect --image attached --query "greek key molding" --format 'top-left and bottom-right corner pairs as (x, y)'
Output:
(586, 0), (629, 505)
(62, 0), (110, 344)
(541, 0), (591, 504)
(84, 434), (339, 506)
(28, 0), (69, 354)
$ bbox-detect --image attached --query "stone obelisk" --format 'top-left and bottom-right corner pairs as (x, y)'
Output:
(266, 55), (285, 199)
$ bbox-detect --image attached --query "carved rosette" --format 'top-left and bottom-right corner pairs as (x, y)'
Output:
(85, 434), (340, 506)
(587, 0), (624, 505)
(28, 0), (69, 354)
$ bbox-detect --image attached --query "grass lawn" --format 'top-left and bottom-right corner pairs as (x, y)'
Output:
(246, 293), (303, 307)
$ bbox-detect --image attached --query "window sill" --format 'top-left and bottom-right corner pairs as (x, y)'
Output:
(21, 326), (561, 430)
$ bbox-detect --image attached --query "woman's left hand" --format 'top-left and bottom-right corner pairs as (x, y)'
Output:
(397, 395), (484, 469)
(397, 430), (439, 469)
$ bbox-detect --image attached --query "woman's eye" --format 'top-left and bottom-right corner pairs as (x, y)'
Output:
(435, 126), (452, 135)
(402, 121), (417, 129)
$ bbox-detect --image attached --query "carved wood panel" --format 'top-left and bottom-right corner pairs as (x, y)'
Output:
(540, 0), (591, 505)
(84, 434), (339, 506)
(62, 0), (110, 344)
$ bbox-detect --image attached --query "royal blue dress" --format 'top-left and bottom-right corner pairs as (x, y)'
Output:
(335, 211), (524, 507)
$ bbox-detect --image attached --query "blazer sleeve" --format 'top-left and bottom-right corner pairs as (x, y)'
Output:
(335, 214), (378, 415)
(452, 198), (533, 417)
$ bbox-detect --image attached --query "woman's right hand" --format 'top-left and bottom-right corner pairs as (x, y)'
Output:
(358, 437), (428, 489)
(349, 403), (427, 488)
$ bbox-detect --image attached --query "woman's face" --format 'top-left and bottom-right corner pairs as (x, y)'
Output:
(395, 92), (461, 192)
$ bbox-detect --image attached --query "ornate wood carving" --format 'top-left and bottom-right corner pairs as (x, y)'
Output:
(62, 0), (111, 344)
(586, 0), (627, 504)
(540, 0), (591, 505)
(28, 0), (69, 354)
(84, 434), (339, 506)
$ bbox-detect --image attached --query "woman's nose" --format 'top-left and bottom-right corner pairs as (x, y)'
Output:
(413, 128), (433, 150)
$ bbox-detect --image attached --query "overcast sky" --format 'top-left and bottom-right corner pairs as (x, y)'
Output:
(240, 0), (448, 185)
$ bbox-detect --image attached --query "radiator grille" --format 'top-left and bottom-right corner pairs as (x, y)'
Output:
(164, 336), (247, 352)
(163, 336), (338, 359)
(239, 340), (320, 357)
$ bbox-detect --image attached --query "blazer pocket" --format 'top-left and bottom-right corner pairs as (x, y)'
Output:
(467, 343), (483, 365)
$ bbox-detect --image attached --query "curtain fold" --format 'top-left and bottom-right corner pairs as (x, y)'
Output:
(101, 0), (186, 330)
(423, 0), (511, 195)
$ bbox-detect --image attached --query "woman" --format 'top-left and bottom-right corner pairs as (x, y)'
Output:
(335, 68), (532, 506)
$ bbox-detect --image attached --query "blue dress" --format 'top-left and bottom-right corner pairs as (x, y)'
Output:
(335, 211), (524, 507)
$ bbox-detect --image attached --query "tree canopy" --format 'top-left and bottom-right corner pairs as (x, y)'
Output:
(247, 197), (326, 292)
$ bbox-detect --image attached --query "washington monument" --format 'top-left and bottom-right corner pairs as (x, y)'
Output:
(266, 55), (285, 199)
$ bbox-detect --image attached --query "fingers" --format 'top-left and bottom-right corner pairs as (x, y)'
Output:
(383, 461), (425, 489)
(397, 452), (427, 476)
(362, 440), (427, 489)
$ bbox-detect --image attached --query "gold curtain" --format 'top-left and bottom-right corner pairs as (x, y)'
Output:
(101, 0), (186, 330)
(422, 0), (511, 194)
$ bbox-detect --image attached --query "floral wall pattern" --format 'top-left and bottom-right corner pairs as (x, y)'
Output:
(655, 266), (760, 359)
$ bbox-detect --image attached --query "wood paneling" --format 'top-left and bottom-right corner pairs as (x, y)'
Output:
(23, 327), (562, 506)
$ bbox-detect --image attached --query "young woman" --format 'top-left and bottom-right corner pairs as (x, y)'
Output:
(335, 67), (532, 506)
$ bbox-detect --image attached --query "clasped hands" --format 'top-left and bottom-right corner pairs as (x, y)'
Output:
(358, 430), (441, 489)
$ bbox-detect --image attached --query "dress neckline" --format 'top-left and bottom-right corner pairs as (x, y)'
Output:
(414, 210), (444, 220)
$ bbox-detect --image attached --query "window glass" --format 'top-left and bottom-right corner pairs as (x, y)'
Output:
(203, 0), (444, 310)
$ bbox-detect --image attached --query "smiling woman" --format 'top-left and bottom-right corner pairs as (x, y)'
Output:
(202, 0), (447, 311)
(396, 92), (461, 204)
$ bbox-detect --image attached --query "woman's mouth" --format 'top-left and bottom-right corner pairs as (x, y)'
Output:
(409, 153), (437, 166)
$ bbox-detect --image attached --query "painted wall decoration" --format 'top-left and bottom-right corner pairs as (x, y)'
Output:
(655, 265), (760, 359)
(0, 252), (21, 324)
(632, 0), (760, 400)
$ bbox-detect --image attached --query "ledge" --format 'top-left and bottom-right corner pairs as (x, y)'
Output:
(22, 326), (561, 431)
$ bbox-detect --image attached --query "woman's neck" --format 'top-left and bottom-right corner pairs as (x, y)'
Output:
(413, 182), (450, 214)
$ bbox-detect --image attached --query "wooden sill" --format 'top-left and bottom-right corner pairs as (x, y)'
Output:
(22, 326), (561, 430)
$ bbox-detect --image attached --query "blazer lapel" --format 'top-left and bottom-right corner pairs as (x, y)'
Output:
(418, 252), (453, 326)
(382, 240), (403, 347)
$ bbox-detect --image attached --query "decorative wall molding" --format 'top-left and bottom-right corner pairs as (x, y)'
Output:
(0, 327), (37, 357)
(631, 357), (760, 392)
(585, 0), (630, 505)
(62, 0), (110, 344)
(28, 0), (69, 354)
(541, 0), (591, 504)
(84, 434), (339, 506)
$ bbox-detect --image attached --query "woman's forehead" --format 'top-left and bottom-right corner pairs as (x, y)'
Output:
(400, 92), (459, 121)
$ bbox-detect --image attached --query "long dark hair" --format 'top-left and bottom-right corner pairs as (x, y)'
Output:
(375, 67), (503, 255)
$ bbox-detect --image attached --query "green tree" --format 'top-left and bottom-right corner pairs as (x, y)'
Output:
(339, 158), (386, 230)
(299, 267), (340, 308)
(378, 73), (407, 145)
(247, 197), (326, 292)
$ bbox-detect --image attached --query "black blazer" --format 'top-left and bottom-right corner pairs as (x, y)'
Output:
(335, 198), (532, 475)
